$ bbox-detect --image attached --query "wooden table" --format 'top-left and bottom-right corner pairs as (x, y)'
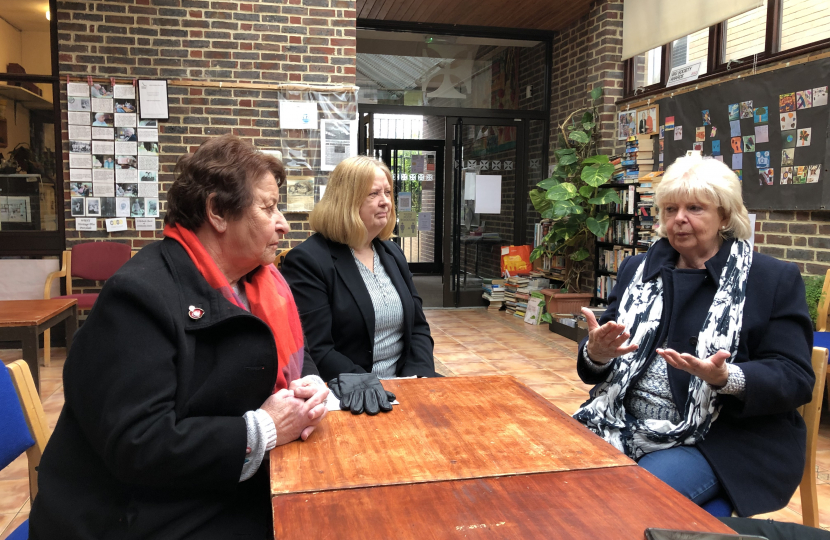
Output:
(271, 376), (734, 539)
(0, 299), (78, 392)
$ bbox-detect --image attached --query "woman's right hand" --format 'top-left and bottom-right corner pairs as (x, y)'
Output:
(260, 387), (328, 446)
(580, 307), (639, 365)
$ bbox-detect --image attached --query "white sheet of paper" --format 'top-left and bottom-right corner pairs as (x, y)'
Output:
(748, 213), (756, 250)
(115, 141), (137, 155)
(398, 192), (412, 211)
(75, 217), (97, 231)
(138, 79), (169, 119)
(105, 217), (129, 232)
(138, 155), (159, 171)
(279, 101), (318, 129)
(68, 112), (89, 125)
(464, 171), (476, 200)
(137, 128), (158, 142)
(70, 169), (92, 182)
(92, 98), (113, 113)
(68, 125), (91, 140)
(116, 168), (138, 182)
(113, 84), (135, 99)
(67, 82), (90, 97)
(114, 113), (137, 127)
(418, 212), (432, 232)
(115, 198), (130, 217)
(92, 141), (115, 155)
(135, 217), (156, 231)
(93, 183), (115, 197)
(69, 154), (91, 168)
(93, 169), (114, 182)
(92, 127), (114, 140)
(474, 174), (502, 214)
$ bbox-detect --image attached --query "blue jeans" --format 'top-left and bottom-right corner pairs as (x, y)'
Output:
(637, 446), (722, 505)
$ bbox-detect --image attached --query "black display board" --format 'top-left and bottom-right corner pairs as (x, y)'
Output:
(657, 59), (830, 210)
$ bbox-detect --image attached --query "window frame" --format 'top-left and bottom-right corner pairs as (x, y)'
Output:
(622, 0), (830, 100)
(0, 0), (65, 256)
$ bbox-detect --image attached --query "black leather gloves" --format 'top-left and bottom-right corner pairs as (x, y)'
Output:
(328, 373), (396, 415)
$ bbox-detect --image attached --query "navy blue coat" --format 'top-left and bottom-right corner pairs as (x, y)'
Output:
(281, 233), (436, 382)
(577, 238), (814, 517)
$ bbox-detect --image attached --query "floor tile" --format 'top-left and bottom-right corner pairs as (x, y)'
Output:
(0, 512), (27, 540)
(0, 456), (27, 482)
(0, 479), (29, 514)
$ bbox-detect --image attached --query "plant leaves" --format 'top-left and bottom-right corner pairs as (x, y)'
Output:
(582, 122), (596, 131)
(588, 188), (622, 205)
(537, 177), (560, 189)
(558, 153), (578, 166)
(530, 245), (544, 262)
(582, 154), (610, 165)
(571, 247), (591, 261)
(545, 182), (577, 201)
(590, 86), (603, 101)
(529, 189), (552, 212)
(581, 163), (615, 187)
(579, 185), (594, 198)
(541, 312), (553, 324)
(555, 147), (576, 157)
(568, 130), (590, 144)
(586, 217), (604, 237)
(553, 199), (576, 217)
(581, 111), (594, 124)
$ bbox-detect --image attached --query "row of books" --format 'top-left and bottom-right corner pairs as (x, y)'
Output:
(597, 246), (635, 273)
(597, 218), (636, 245)
(635, 171), (664, 247)
(482, 277), (506, 311)
(596, 274), (617, 302)
(504, 276), (530, 318)
(602, 184), (636, 215)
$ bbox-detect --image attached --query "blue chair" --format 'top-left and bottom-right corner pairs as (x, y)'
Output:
(1, 360), (50, 540)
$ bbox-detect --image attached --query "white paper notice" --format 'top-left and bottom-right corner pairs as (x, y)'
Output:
(70, 169), (92, 182)
(68, 125), (92, 140)
(138, 155), (159, 171)
(69, 154), (92, 168)
(116, 168), (138, 182)
(75, 217), (97, 231)
(113, 84), (135, 99)
(93, 183), (115, 197)
(68, 112), (89, 125)
(92, 98), (113, 113)
(398, 192), (412, 212)
(464, 171), (476, 200)
(115, 141), (137, 155)
(105, 217), (129, 232)
(67, 82), (90, 97)
(418, 212), (432, 232)
(135, 217), (156, 231)
(748, 213), (756, 250)
(92, 127), (114, 140)
(279, 101), (318, 129)
(92, 169), (114, 182)
(115, 113), (137, 127)
(138, 79), (169, 119)
(92, 141), (115, 155)
(137, 128), (158, 142)
(138, 183), (159, 197)
(474, 175), (502, 214)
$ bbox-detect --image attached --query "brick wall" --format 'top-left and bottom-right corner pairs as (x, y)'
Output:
(753, 210), (830, 276)
(548, 0), (625, 292)
(56, 0), (356, 293)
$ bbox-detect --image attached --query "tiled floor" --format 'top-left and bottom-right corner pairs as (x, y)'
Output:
(2, 307), (828, 537)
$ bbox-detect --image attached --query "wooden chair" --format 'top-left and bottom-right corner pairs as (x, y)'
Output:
(41, 242), (132, 366)
(814, 269), (830, 409)
(274, 248), (291, 270)
(1, 360), (50, 539)
(798, 346), (829, 528)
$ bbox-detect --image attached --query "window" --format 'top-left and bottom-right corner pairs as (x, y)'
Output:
(623, 1), (830, 98)
(724, 4), (768, 62)
(781, 0), (830, 51)
(670, 29), (710, 76)
(630, 46), (663, 92)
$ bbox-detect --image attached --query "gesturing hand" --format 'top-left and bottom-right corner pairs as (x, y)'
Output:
(656, 348), (731, 387)
(581, 307), (639, 365)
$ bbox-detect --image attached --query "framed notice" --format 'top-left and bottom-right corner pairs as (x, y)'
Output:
(138, 80), (169, 120)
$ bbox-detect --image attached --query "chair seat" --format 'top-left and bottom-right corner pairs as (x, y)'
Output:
(6, 517), (27, 540)
(55, 293), (99, 310)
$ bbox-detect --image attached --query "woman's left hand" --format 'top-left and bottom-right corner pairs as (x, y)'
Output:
(656, 348), (731, 387)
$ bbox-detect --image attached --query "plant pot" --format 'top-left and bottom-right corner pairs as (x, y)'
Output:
(540, 289), (593, 317)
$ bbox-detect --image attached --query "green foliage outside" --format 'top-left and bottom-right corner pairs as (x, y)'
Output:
(804, 275), (827, 330)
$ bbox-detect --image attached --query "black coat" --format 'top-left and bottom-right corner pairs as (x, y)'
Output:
(281, 233), (436, 381)
(30, 238), (318, 540)
(577, 238), (814, 517)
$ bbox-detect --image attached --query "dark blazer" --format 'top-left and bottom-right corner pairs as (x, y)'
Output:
(281, 233), (436, 381)
(30, 239), (318, 540)
(577, 238), (814, 517)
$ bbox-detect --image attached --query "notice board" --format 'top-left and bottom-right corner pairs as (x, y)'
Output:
(657, 59), (830, 210)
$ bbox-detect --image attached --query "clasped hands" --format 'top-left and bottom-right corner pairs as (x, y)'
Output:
(581, 307), (730, 387)
(259, 376), (329, 446)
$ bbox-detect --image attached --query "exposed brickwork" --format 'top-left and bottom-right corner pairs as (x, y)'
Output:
(56, 0), (356, 297)
(752, 210), (830, 276)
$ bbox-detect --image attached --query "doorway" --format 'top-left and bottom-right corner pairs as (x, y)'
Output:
(444, 117), (524, 307)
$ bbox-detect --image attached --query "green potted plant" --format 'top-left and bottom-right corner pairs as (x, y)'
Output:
(528, 86), (619, 319)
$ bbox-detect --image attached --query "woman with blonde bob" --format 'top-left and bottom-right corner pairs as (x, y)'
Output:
(573, 155), (813, 517)
(282, 156), (438, 382)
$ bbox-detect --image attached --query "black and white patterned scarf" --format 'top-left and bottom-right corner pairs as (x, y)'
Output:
(573, 240), (752, 459)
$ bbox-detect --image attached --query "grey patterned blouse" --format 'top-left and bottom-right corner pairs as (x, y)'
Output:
(352, 246), (404, 379)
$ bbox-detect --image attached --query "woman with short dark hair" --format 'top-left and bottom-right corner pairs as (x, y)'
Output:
(30, 134), (328, 540)
(281, 155), (438, 382)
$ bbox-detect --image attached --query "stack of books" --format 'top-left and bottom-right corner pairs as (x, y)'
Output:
(622, 137), (641, 183)
(597, 274), (617, 302)
(482, 278), (506, 310)
(636, 171), (664, 248)
(504, 276), (530, 317)
(611, 155), (624, 184)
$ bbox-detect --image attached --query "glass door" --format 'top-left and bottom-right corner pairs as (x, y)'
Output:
(444, 117), (525, 307)
(375, 139), (444, 275)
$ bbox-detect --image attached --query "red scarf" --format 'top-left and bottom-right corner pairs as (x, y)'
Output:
(164, 224), (303, 392)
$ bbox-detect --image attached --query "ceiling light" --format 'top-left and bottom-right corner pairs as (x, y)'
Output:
(46, 10), (50, 21)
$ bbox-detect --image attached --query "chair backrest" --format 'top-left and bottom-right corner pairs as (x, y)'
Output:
(798, 346), (829, 528)
(816, 269), (830, 332)
(3, 360), (49, 500)
(71, 241), (132, 281)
